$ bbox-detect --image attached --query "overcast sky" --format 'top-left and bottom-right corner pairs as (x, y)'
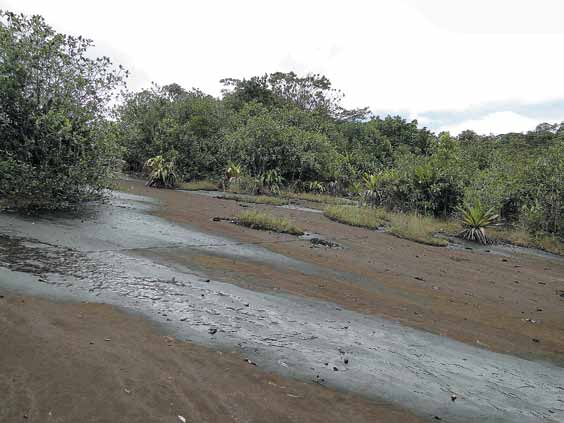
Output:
(3, 0), (564, 134)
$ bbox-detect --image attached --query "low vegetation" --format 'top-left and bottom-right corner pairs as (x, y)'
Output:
(325, 206), (389, 229)
(324, 205), (458, 246)
(388, 214), (455, 247)
(178, 180), (218, 191)
(280, 192), (352, 206)
(218, 194), (288, 206)
(236, 211), (303, 235)
(489, 228), (564, 256)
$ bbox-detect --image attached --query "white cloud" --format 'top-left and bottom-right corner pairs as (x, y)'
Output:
(2, 0), (564, 130)
(439, 111), (543, 135)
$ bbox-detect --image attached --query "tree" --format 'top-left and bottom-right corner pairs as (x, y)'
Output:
(0, 11), (127, 209)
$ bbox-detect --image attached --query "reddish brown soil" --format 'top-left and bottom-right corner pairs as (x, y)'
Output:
(119, 180), (564, 364)
(0, 295), (423, 423)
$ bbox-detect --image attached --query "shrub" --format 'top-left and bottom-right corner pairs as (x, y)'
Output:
(457, 202), (498, 245)
(145, 155), (178, 188)
(0, 12), (126, 210)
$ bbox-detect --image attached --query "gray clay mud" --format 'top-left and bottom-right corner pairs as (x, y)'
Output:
(1, 192), (563, 423)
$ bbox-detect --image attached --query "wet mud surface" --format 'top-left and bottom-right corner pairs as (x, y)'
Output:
(1, 192), (564, 422)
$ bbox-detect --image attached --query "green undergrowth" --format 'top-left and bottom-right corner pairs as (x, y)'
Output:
(489, 227), (564, 256)
(218, 194), (288, 206)
(280, 191), (352, 206)
(236, 210), (304, 235)
(324, 205), (459, 247)
(178, 180), (218, 191)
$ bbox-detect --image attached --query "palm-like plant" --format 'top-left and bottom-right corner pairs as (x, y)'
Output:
(458, 202), (498, 245)
(261, 169), (285, 194)
(362, 173), (379, 207)
(145, 155), (178, 188)
(362, 173), (378, 192)
(306, 180), (325, 194)
(226, 162), (242, 180)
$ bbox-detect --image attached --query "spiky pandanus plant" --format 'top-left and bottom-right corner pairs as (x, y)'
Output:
(223, 162), (242, 191)
(145, 155), (178, 188)
(458, 203), (499, 245)
(226, 162), (242, 180)
(306, 180), (325, 194)
(362, 173), (379, 207)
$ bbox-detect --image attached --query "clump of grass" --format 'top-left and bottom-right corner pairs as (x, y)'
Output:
(218, 194), (288, 206)
(388, 213), (458, 247)
(489, 227), (564, 256)
(280, 191), (352, 206)
(325, 205), (460, 247)
(324, 205), (390, 229)
(178, 180), (218, 191)
(236, 211), (304, 235)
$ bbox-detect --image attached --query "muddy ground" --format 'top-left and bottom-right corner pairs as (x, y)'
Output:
(121, 180), (564, 365)
(0, 295), (420, 423)
(1, 179), (564, 422)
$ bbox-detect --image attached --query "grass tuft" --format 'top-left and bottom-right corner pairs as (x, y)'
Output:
(489, 227), (564, 256)
(388, 213), (457, 247)
(324, 205), (459, 247)
(236, 211), (304, 235)
(325, 205), (389, 229)
(280, 192), (352, 206)
(218, 194), (288, 206)
(178, 180), (218, 191)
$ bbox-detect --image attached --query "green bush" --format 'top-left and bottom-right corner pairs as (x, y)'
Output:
(0, 12), (126, 210)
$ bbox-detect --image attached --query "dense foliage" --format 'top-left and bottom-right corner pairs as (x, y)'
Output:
(1, 11), (562, 242)
(0, 11), (126, 209)
(114, 74), (564, 240)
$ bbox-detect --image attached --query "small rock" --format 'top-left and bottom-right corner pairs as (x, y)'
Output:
(124, 388), (131, 394)
(180, 317), (187, 322)
(178, 416), (187, 423)
(501, 258), (508, 262)
(208, 328), (218, 335)
(205, 279), (211, 283)
(212, 217), (221, 222)
(244, 358), (257, 366)
(333, 366), (339, 371)
(414, 276), (425, 281)
(104, 338), (111, 341)
(536, 308), (543, 312)
(451, 394), (457, 402)
(434, 416), (442, 421)
(89, 341), (95, 345)
(532, 338), (541, 343)
(344, 358), (349, 364)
